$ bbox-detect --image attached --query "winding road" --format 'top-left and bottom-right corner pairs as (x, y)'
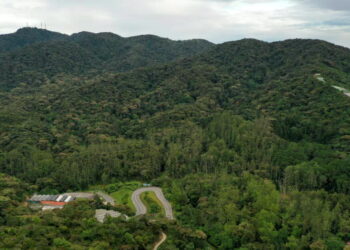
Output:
(153, 232), (167, 250)
(131, 187), (174, 220)
(131, 187), (173, 250)
(93, 187), (173, 249)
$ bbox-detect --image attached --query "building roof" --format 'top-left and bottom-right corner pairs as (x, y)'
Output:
(64, 196), (74, 202)
(28, 194), (75, 203)
(56, 195), (68, 202)
(29, 194), (59, 202)
(41, 201), (66, 206)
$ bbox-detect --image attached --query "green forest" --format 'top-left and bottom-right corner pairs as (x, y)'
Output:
(0, 28), (350, 249)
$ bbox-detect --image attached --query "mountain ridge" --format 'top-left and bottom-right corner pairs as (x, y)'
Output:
(0, 28), (214, 90)
(1, 28), (350, 249)
(0, 27), (214, 53)
(1, 31), (349, 150)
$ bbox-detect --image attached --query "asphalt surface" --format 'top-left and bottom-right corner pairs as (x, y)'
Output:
(63, 192), (95, 199)
(66, 188), (172, 248)
(96, 191), (115, 205)
(131, 187), (174, 220)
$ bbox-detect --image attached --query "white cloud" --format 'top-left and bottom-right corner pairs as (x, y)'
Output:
(0, 0), (349, 48)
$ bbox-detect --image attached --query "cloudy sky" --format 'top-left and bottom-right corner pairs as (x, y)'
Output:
(1, 0), (349, 47)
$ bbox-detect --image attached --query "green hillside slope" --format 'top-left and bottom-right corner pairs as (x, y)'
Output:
(4, 38), (348, 149)
(0, 27), (68, 53)
(0, 30), (350, 249)
(0, 28), (213, 90)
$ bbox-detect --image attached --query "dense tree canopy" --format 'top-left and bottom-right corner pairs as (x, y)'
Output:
(0, 28), (350, 249)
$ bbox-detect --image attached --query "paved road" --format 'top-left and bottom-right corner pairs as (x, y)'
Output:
(68, 188), (171, 248)
(131, 187), (174, 220)
(96, 191), (115, 205)
(153, 232), (167, 250)
(63, 192), (95, 199)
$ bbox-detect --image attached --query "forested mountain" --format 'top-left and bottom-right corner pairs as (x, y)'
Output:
(0, 28), (68, 53)
(0, 28), (213, 90)
(0, 29), (350, 249)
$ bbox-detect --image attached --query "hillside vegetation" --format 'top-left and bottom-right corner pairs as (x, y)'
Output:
(0, 28), (213, 90)
(0, 28), (350, 249)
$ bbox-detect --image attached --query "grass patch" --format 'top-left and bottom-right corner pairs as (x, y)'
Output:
(88, 181), (142, 213)
(110, 188), (135, 212)
(140, 191), (165, 217)
(105, 181), (141, 212)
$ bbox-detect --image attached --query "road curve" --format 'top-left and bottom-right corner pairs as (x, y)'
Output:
(131, 187), (174, 220)
(96, 191), (115, 205)
(153, 232), (167, 250)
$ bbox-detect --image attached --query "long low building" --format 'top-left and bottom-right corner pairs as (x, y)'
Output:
(28, 195), (59, 203)
(95, 209), (126, 223)
(28, 194), (75, 209)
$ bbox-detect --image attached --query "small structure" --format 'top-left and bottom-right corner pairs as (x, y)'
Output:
(28, 195), (58, 203)
(42, 205), (64, 211)
(41, 201), (66, 206)
(95, 209), (127, 223)
(28, 194), (75, 210)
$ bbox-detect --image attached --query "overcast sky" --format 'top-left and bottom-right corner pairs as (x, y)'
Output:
(0, 0), (349, 47)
